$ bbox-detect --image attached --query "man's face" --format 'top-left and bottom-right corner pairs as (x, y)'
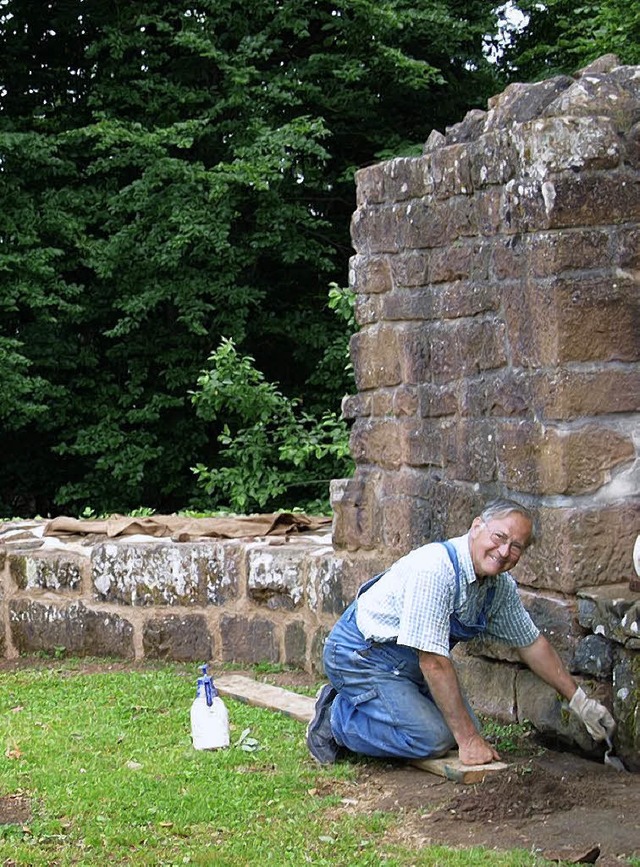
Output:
(469, 511), (532, 577)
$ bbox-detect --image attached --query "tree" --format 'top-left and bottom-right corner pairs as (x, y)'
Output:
(0, 0), (501, 516)
(495, 1), (640, 80)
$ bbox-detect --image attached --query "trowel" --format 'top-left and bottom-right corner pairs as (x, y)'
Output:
(603, 735), (626, 772)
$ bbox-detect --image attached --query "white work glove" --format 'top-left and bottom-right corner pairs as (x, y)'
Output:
(569, 687), (615, 742)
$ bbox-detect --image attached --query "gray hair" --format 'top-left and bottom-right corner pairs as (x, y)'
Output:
(480, 498), (538, 546)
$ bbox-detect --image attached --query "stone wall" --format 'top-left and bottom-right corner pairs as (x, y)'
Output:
(0, 523), (344, 672)
(330, 55), (640, 768)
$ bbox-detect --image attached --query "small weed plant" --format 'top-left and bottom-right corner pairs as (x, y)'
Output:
(0, 659), (550, 866)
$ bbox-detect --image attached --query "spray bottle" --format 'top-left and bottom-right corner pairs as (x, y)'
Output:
(190, 664), (230, 750)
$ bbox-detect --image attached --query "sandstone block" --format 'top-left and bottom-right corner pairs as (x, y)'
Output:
(397, 197), (453, 250)
(445, 109), (486, 145)
(284, 621), (307, 667)
(9, 551), (83, 591)
(219, 615), (279, 664)
(544, 171), (640, 229)
(349, 418), (404, 469)
(543, 65), (640, 134)
(350, 326), (402, 390)
(518, 588), (580, 664)
(306, 548), (348, 616)
(469, 129), (516, 187)
(91, 541), (237, 606)
(452, 649), (518, 722)
(351, 204), (400, 255)
(341, 393), (371, 420)
(526, 229), (610, 277)
(389, 250), (430, 288)
(612, 649), (640, 771)
(504, 273), (639, 366)
(529, 368), (640, 420)
(442, 418), (497, 482)
(459, 370), (532, 418)
(310, 626), (331, 674)
(496, 420), (635, 495)
(428, 318), (507, 384)
(418, 383), (458, 418)
(330, 471), (383, 552)
(354, 293), (381, 326)
(515, 669), (600, 752)
(350, 254), (392, 294)
(143, 615), (211, 661)
(485, 76), (574, 131)
(514, 116), (620, 181)
(517, 505), (640, 592)
(9, 599), (134, 658)
(577, 583), (640, 645)
(370, 390), (394, 416)
(430, 144), (473, 198)
(570, 635), (614, 679)
(247, 543), (306, 610)
(380, 494), (435, 555)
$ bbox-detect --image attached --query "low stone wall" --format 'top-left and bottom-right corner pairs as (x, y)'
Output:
(0, 521), (344, 671)
(1, 520), (638, 768)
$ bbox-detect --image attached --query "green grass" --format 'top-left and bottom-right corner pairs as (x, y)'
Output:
(0, 660), (557, 866)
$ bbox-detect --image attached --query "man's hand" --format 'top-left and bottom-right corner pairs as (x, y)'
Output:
(569, 687), (615, 741)
(458, 732), (501, 766)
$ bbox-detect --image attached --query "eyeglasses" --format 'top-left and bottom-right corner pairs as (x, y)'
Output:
(483, 523), (528, 558)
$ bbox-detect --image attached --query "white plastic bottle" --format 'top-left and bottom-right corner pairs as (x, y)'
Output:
(190, 665), (230, 750)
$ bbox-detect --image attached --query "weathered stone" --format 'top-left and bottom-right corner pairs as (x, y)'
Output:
(350, 254), (392, 294)
(611, 648), (640, 771)
(430, 144), (473, 198)
(370, 389), (394, 416)
(418, 383), (458, 418)
(514, 116), (620, 181)
(428, 241), (488, 284)
(392, 385), (419, 417)
(518, 507), (640, 592)
(515, 669), (607, 753)
(9, 551), (83, 591)
(351, 203), (401, 255)
(341, 392), (371, 420)
(428, 318), (507, 384)
(330, 471), (383, 552)
(9, 599), (134, 658)
(570, 634), (614, 679)
(519, 589), (580, 663)
(143, 615), (211, 661)
(544, 64), (640, 133)
(350, 325), (402, 390)
(219, 615), (278, 664)
(353, 293), (381, 326)
(577, 583), (640, 645)
(485, 76), (574, 131)
(383, 282), (499, 324)
(496, 421), (635, 495)
(349, 418), (405, 468)
(91, 541), (236, 606)
(526, 229), (610, 277)
(283, 621), (307, 668)
(544, 170), (640, 229)
(445, 108), (487, 146)
(529, 368), (640, 420)
(503, 273), (639, 366)
(452, 648), (518, 722)
(310, 626), (331, 674)
(459, 370), (532, 418)
(388, 250), (430, 287)
(442, 418), (497, 482)
(380, 494), (436, 554)
(307, 548), (348, 616)
(247, 543), (310, 609)
(469, 129), (517, 187)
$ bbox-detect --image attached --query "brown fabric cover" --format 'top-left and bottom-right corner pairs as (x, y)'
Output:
(44, 512), (332, 542)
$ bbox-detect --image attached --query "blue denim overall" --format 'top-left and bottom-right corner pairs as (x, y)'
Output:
(323, 542), (495, 759)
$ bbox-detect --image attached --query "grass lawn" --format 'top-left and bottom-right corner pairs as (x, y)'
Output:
(0, 659), (551, 866)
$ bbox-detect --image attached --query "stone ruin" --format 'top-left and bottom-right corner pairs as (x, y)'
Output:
(0, 56), (638, 767)
(331, 55), (640, 765)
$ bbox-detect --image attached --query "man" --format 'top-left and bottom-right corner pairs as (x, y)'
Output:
(307, 498), (615, 765)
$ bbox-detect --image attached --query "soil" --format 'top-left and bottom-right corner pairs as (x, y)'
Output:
(1, 660), (638, 865)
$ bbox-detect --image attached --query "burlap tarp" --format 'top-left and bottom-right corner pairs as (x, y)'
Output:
(44, 512), (332, 542)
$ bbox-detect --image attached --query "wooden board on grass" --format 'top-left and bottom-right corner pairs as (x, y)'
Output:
(215, 674), (316, 724)
(216, 675), (510, 784)
(410, 752), (510, 784)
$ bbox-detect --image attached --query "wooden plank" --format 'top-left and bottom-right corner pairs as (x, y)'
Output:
(215, 674), (316, 724)
(410, 752), (510, 784)
(216, 675), (510, 784)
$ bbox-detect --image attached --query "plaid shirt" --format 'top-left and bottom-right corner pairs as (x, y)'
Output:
(355, 533), (539, 657)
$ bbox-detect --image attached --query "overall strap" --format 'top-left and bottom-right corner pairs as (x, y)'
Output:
(440, 540), (461, 606)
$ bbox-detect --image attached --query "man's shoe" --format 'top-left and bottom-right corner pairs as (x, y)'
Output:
(306, 684), (340, 764)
